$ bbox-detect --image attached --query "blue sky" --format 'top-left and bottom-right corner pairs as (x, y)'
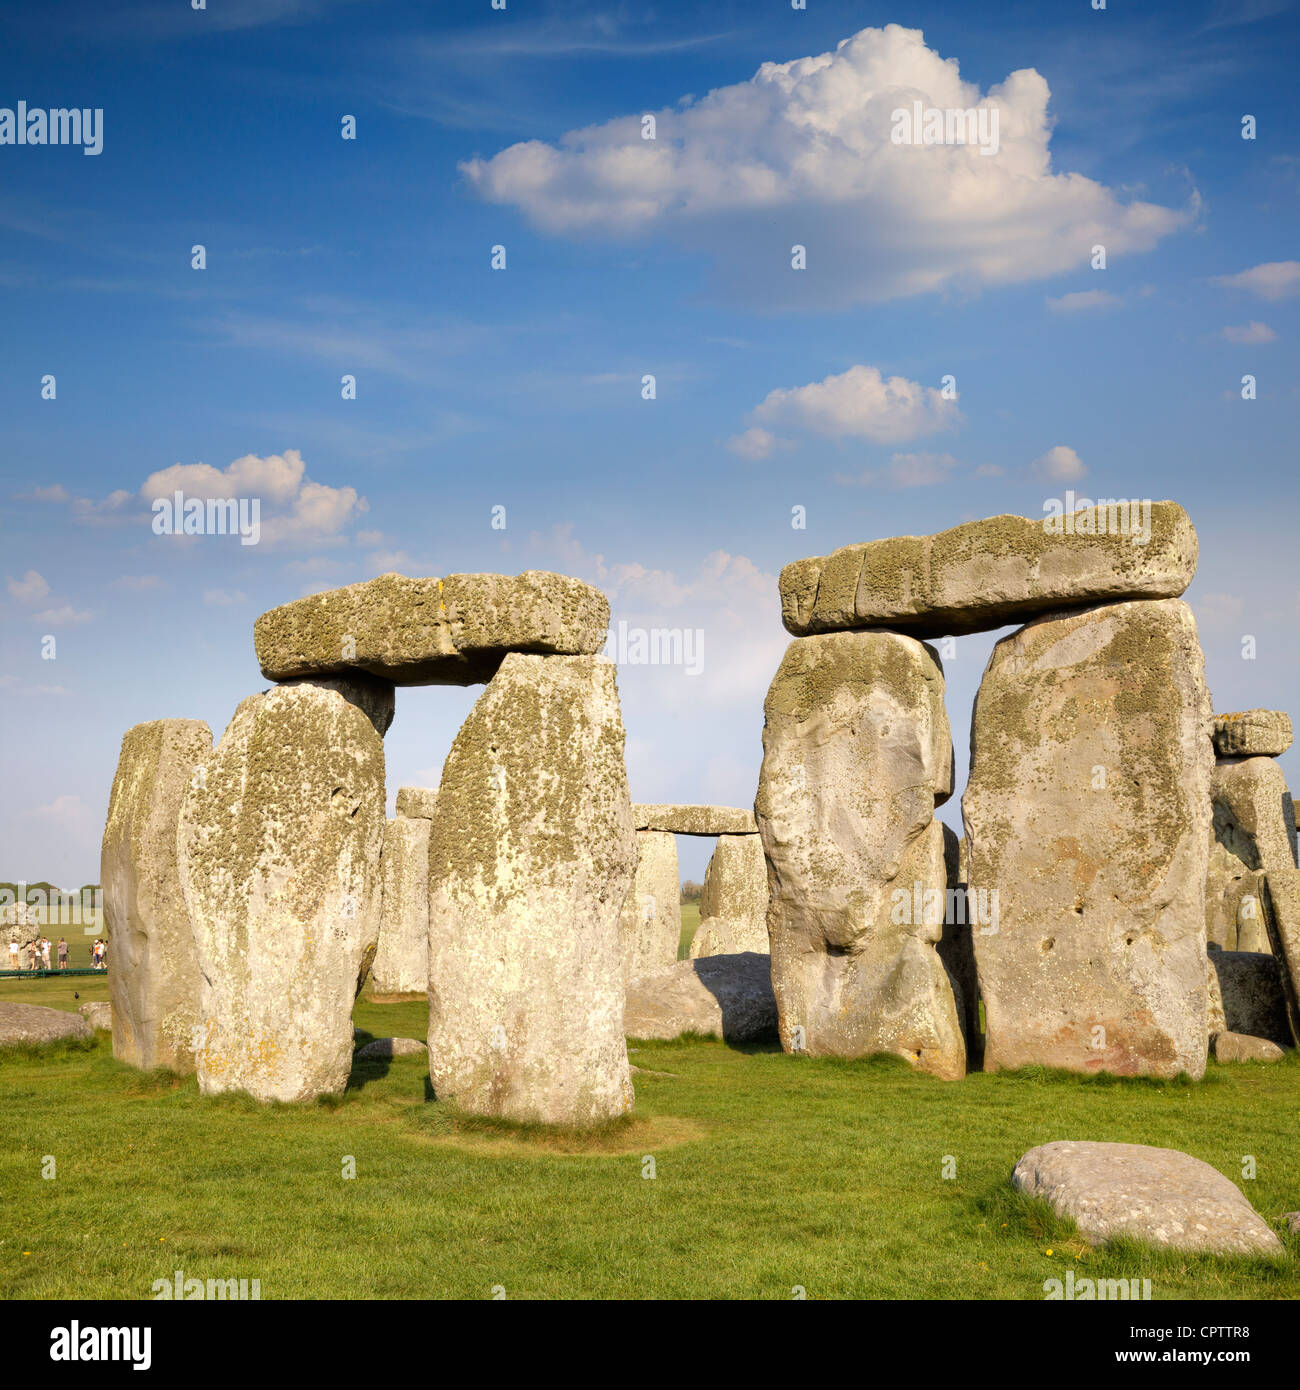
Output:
(2, 0), (1297, 886)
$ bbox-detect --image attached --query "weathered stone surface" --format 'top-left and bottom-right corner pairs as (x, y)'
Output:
(966, 599), (1213, 1079)
(102, 718), (211, 1072)
(255, 571), (609, 686)
(939, 822), (982, 1061)
(1263, 869), (1300, 1045)
(279, 674), (395, 737)
(177, 684), (385, 1102)
(1212, 1031), (1285, 1063)
(781, 502), (1197, 638)
(690, 834), (768, 958)
(372, 816), (431, 995)
(1213, 709), (1293, 758)
(1012, 1141), (1282, 1255)
(394, 786), (438, 820)
(79, 1001), (112, 1031)
(618, 830), (681, 982)
(623, 952), (777, 1043)
(0, 1002), (92, 1046)
(1285, 1212), (1300, 1235)
(2, 902), (39, 964)
(1206, 759), (1297, 947)
(631, 804), (758, 836)
(757, 631), (963, 1078)
(1207, 950), (1291, 1047)
(427, 654), (636, 1126)
(355, 1036), (427, 1060)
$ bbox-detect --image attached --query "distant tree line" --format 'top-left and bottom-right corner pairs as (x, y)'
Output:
(680, 880), (703, 904)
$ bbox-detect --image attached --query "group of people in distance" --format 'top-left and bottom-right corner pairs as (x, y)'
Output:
(3, 935), (107, 972)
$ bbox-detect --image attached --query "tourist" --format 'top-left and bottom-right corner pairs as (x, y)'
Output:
(57, 936), (68, 969)
(40, 937), (51, 969)
(6, 939), (17, 972)
(28, 939), (39, 970)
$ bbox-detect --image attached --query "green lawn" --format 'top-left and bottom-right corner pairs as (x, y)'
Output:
(678, 900), (700, 958)
(2, 972), (1297, 1300)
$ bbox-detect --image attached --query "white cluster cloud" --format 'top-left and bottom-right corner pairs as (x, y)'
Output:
(462, 23), (1192, 306)
(1032, 445), (1087, 482)
(140, 448), (367, 546)
(1047, 289), (1121, 313)
(7, 569), (50, 602)
(1212, 261), (1300, 301)
(739, 364), (960, 455)
(1222, 321), (1276, 344)
(835, 450), (961, 488)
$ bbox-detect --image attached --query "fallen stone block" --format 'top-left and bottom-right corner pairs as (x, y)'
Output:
(624, 953), (777, 1043)
(1212, 1031), (1285, 1063)
(0, 1002), (93, 1046)
(102, 718), (211, 1072)
(255, 571), (609, 686)
(79, 1001), (112, 1031)
(1012, 1140), (1282, 1255)
(780, 501), (1196, 638)
(967, 599), (1212, 1079)
(355, 1036), (427, 1060)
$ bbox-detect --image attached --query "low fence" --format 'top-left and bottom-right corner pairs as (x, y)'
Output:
(0, 968), (105, 979)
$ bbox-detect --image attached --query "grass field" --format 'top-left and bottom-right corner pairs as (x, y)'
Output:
(679, 900), (700, 958)
(2, 970), (1297, 1300)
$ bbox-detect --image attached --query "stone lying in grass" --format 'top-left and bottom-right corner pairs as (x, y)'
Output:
(79, 1001), (112, 1031)
(623, 952), (777, 1044)
(1012, 1140), (1282, 1255)
(1211, 1031), (1285, 1063)
(355, 1037), (427, 1060)
(0, 1002), (93, 1046)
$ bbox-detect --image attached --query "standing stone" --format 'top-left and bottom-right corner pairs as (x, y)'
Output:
(426, 654), (636, 1126)
(1206, 758), (1298, 949)
(395, 786), (438, 820)
(102, 719), (211, 1072)
(372, 816), (432, 995)
(689, 834), (768, 958)
(1262, 869), (1300, 1045)
(756, 631), (964, 1079)
(619, 830), (681, 981)
(177, 684), (385, 1102)
(966, 599), (1213, 1079)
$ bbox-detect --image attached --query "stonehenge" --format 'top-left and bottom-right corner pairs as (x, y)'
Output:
(95, 506), (1293, 1121)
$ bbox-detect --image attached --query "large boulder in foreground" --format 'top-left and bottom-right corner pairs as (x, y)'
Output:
(0, 1002), (93, 1046)
(780, 501), (1197, 638)
(689, 833), (768, 958)
(254, 571), (609, 686)
(427, 654), (636, 1127)
(632, 804), (757, 835)
(966, 599), (1213, 1079)
(177, 684), (385, 1102)
(757, 631), (964, 1078)
(624, 953), (777, 1043)
(618, 830), (681, 982)
(372, 815), (431, 995)
(1213, 709), (1293, 758)
(1012, 1141), (1282, 1254)
(102, 718), (211, 1072)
